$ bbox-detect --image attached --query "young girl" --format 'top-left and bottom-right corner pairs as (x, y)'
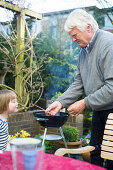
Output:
(0, 90), (18, 150)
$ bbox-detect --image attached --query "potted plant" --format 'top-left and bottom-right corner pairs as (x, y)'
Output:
(80, 132), (91, 162)
(60, 125), (82, 148)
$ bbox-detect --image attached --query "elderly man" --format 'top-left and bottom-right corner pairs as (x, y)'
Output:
(45, 9), (113, 169)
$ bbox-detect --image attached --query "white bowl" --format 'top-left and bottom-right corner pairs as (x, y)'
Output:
(9, 137), (41, 150)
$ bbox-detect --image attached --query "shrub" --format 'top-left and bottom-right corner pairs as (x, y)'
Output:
(34, 134), (55, 153)
(62, 125), (79, 142)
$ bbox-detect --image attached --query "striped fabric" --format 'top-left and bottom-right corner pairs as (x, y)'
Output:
(0, 119), (8, 150)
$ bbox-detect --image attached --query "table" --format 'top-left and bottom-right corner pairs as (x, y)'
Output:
(0, 151), (106, 170)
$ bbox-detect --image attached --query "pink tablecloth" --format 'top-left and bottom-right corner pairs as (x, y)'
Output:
(0, 151), (106, 170)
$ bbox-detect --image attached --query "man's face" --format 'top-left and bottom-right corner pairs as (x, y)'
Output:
(69, 25), (93, 47)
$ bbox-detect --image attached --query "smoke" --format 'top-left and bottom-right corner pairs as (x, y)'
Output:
(44, 55), (78, 100)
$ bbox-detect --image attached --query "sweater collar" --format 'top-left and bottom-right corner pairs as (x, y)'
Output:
(87, 29), (100, 53)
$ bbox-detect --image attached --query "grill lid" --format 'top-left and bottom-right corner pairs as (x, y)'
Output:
(33, 110), (69, 128)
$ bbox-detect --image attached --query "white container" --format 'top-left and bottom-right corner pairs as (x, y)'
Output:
(9, 137), (41, 149)
(10, 137), (44, 170)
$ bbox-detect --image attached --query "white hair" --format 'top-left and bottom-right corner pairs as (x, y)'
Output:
(64, 9), (99, 32)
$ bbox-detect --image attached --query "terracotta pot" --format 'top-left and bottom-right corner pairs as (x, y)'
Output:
(82, 151), (90, 162)
(59, 140), (82, 149)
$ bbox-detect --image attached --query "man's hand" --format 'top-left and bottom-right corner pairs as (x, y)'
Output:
(67, 99), (86, 116)
(45, 101), (62, 116)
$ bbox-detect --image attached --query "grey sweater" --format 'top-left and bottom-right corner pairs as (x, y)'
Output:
(57, 29), (113, 111)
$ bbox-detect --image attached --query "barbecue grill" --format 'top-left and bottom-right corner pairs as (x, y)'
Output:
(33, 110), (69, 128)
(33, 110), (70, 148)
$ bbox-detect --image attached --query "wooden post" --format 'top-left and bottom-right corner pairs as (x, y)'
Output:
(15, 11), (25, 98)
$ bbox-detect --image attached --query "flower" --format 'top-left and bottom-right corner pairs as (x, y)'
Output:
(80, 132), (91, 147)
(9, 130), (31, 139)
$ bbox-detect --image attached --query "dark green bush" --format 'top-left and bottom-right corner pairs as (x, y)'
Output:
(62, 126), (79, 142)
(83, 109), (92, 135)
(34, 134), (56, 153)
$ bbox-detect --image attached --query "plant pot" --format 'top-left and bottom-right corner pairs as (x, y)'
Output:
(82, 151), (90, 162)
(59, 140), (82, 149)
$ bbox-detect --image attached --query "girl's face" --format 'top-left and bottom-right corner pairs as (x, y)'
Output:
(8, 98), (18, 113)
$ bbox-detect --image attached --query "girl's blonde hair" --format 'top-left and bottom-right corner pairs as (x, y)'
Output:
(0, 90), (17, 114)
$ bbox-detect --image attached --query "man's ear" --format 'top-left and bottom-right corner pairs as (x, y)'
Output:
(87, 24), (92, 33)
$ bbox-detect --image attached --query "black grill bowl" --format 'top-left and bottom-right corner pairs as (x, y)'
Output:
(33, 110), (69, 128)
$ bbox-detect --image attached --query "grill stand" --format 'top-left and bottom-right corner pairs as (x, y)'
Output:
(40, 127), (70, 157)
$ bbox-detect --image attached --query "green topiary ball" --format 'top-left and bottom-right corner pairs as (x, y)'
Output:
(62, 125), (79, 142)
